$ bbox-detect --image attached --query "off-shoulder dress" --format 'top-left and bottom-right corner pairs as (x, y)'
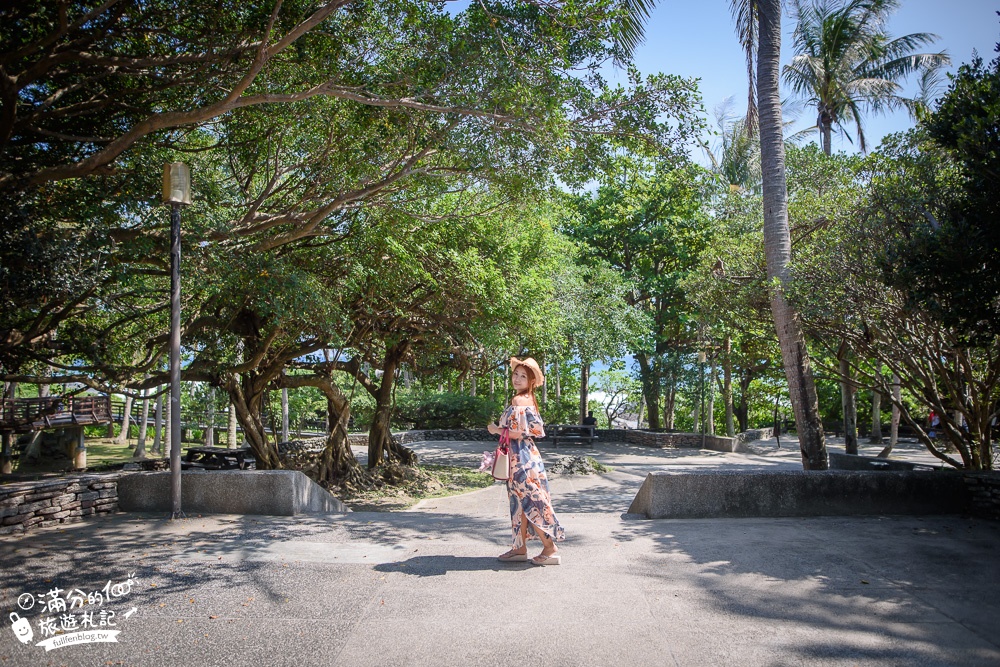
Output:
(498, 404), (565, 548)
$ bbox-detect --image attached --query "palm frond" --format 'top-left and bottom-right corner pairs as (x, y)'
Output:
(729, 0), (759, 135)
(613, 0), (656, 58)
(785, 0), (947, 153)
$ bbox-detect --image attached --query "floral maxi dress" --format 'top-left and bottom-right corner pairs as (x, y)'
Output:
(499, 404), (565, 548)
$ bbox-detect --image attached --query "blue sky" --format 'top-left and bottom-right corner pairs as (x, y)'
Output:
(627, 0), (999, 155)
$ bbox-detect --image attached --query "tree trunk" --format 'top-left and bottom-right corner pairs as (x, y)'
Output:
(758, 0), (828, 469)
(281, 387), (289, 443)
(471, 374), (477, 398)
(579, 357), (591, 424)
(24, 381), (48, 460)
(664, 384), (676, 430)
(868, 390), (882, 443)
(227, 402), (238, 448)
(1, 432), (11, 475)
(134, 387), (149, 459)
(635, 352), (661, 429)
(636, 396), (644, 429)
(821, 110), (833, 157)
(541, 358), (546, 404)
(880, 373), (901, 458)
(367, 342), (416, 469)
(838, 345), (858, 455)
(115, 395), (134, 445)
(152, 390), (163, 455)
(224, 375), (281, 469)
(0, 382), (12, 473)
(107, 393), (116, 438)
(554, 357), (561, 399)
(707, 352), (717, 435)
(736, 373), (752, 432)
(316, 379), (359, 484)
(723, 336), (735, 436)
(162, 393), (171, 452)
(276, 373), (359, 485)
(204, 386), (215, 446)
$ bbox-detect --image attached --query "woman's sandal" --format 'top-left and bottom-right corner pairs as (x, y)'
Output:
(531, 553), (561, 566)
(497, 550), (528, 562)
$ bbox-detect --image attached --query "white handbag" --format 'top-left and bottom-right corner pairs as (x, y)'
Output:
(491, 428), (511, 481)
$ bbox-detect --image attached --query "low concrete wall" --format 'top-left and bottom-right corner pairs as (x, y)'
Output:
(117, 470), (346, 516)
(0, 473), (121, 535)
(627, 470), (972, 519)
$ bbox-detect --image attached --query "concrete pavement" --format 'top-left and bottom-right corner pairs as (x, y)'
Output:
(1, 438), (998, 666)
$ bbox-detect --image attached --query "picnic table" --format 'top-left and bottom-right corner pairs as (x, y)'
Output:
(182, 446), (255, 470)
(548, 424), (597, 448)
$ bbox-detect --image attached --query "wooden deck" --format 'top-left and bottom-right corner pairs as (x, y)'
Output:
(0, 396), (112, 432)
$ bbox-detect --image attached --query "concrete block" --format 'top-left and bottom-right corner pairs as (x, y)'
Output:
(116, 470), (347, 516)
(628, 470), (972, 519)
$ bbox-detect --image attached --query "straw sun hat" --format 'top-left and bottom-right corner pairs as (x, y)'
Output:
(509, 357), (545, 387)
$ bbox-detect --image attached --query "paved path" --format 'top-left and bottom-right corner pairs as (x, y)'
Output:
(1, 439), (998, 666)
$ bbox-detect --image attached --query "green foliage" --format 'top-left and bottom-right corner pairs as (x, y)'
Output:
(874, 36), (1000, 342)
(1, 0), (705, 399)
(349, 391), (377, 432)
(783, 83), (1000, 467)
(394, 391), (499, 430)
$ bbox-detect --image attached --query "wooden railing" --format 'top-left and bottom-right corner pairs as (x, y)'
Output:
(0, 396), (112, 431)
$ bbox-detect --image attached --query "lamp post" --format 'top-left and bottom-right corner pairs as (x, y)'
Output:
(163, 162), (191, 519)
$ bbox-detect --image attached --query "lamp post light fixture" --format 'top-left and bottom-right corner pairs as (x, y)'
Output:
(162, 162), (191, 519)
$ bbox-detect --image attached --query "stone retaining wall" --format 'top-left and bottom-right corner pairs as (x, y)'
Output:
(0, 473), (121, 536)
(964, 473), (1000, 520)
(365, 427), (746, 452)
(624, 430), (738, 452)
(736, 427), (773, 444)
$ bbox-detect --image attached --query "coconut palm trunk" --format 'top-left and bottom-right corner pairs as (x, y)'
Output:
(757, 0), (828, 469)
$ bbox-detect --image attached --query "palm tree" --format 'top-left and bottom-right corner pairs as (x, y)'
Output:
(784, 0), (950, 156)
(731, 0), (829, 469)
(703, 99), (762, 193)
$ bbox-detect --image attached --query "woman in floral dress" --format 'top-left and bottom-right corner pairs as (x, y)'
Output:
(487, 357), (565, 566)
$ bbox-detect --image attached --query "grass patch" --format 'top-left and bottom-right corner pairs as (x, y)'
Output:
(337, 463), (495, 512)
(586, 456), (613, 473)
(10, 437), (182, 476)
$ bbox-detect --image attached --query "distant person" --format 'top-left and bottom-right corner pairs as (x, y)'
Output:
(582, 411), (597, 427)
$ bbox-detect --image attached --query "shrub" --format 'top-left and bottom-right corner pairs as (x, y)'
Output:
(394, 392), (499, 430)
